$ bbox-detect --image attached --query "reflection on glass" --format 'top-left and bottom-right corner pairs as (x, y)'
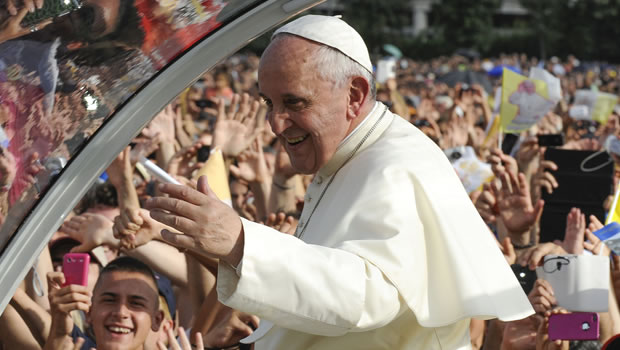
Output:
(0, 0), (255, 251)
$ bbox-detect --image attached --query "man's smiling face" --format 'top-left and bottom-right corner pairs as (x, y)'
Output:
(88, 270), (162, 350)
(258, 35), (352, 174)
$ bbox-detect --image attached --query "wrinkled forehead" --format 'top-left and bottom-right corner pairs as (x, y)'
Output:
(259, 35), (321, 73)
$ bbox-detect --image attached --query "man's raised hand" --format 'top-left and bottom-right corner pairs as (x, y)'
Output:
(145, 176), (244, 266)
(212, 93), (264, 157)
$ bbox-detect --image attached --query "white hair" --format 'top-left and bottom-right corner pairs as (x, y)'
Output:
(272, 33), (376, 99)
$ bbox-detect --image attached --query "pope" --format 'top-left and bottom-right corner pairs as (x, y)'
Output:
(145, 14), (534, 350)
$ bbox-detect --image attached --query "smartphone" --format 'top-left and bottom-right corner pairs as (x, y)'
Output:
(194, 99), (216, 109)
(501, 133), (519, 155)
(196, 145), (211, 163)
(537, 134), (565, 147)
(510, 264), (537, 294)
(548, 312), (599, 341)
(21, 0), (82, 27)
(62, 253), (90, 287)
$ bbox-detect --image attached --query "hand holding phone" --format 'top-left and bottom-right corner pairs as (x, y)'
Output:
(62, 253), (89, 287)
(548, 312), (599, 341)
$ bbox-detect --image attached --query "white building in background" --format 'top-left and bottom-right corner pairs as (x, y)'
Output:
(314, 0), (528, 35)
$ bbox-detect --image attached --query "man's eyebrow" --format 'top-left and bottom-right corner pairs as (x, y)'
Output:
(100, 292), (117, 298)
(128, 294), (150, 302)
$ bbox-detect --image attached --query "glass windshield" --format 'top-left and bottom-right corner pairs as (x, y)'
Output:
(0, 0), (263, 252)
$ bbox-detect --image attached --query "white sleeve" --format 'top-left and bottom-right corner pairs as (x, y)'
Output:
(217, 219), (406, 336)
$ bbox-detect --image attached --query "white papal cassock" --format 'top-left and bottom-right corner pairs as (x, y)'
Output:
(217, 102), (534, 349)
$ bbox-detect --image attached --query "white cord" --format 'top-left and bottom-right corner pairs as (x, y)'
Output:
(580, 150), (613, 173)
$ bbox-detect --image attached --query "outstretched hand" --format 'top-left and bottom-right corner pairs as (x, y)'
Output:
(145, 176), (244, 265)
(61, 212), (114, 252)
(112, 208), (172, 250)
(212, 93), (264, 157)
(493, 170), (544, 235)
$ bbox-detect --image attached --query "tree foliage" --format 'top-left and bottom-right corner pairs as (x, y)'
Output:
(519, 0), (620, 61)
(339, 0), (413, 55)
(429, 0), (501, 53)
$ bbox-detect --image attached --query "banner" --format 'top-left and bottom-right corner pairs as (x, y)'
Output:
(499, 68), (560, 133)
(606, 180), (620, 225)
(195, 147), (232, 206)
(570, 90), (617, 124)
(444, 146), (493, 194)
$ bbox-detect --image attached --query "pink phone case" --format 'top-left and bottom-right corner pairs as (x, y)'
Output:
(548, 312), (599, 341)
(62, 253), (90, 287)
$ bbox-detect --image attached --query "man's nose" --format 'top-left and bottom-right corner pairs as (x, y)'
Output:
(269, 110), (292, 135)
(112, 303), (131, 317)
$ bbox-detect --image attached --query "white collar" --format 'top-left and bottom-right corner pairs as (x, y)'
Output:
(338, 102), (380, 148)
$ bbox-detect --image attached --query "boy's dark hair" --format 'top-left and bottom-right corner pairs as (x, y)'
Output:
(94, 256), (159, 310)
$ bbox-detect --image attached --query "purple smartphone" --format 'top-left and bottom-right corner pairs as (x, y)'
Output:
(548, 312), (599, 341)
(62, 253), (90, 287)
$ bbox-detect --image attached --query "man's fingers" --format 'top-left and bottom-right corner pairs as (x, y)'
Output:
(47, 271), (66, 290)
(217, 98), (226, 122)
(74, 337), (85, 350)
(227, 94), (240, 120)
(235, 93), (250, 122)
(197, 175), (217, 199)
(516, 173), (528, 195)
(13, 6), (29, 21)
(114, 215), (136, 236)
(120, 211), (141, 232)
(55, 291), (92, 305)
(533, 200), (544, 221)
(540, 160), (558, 172)
(584, 229), (599, 244)
(57, 301), (90, 313)
(22, 0), (35, 12)
(194, 332), (204, 350)
(151, 183), (206, 206)
(537, 178), (554, 195)
(229, 165), (241, 179)
(7, 0), (17, 15)
(160, 229), (195, 250)
(542, 171), (558, 189)
(176, 327), (191, 350)
(146, 195), (201, 220)
(149, 210), (196, 234)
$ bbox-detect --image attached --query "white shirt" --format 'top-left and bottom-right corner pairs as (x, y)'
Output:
(217, 103), (534, 349)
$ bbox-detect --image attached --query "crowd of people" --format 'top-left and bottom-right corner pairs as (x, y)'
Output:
(1, 2), (620, 350)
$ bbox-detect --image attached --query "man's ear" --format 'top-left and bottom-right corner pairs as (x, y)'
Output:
(151, 310), (164, 332)
(347, 76), (370, 120)
(157, 319), (174, 343)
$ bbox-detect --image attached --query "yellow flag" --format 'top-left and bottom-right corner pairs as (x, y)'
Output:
(592, 93), (618, 124)
(500, 68), (553, 133)
(607, 179), (620, 225)
(195, 148), (232, 207)
(482, 114), (501, 149)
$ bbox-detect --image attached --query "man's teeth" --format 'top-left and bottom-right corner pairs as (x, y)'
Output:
(108, 326), (131, 334)
(287, 135), (306, 144)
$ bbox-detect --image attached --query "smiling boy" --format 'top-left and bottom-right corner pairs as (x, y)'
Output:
(45, 256), (163, 350)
